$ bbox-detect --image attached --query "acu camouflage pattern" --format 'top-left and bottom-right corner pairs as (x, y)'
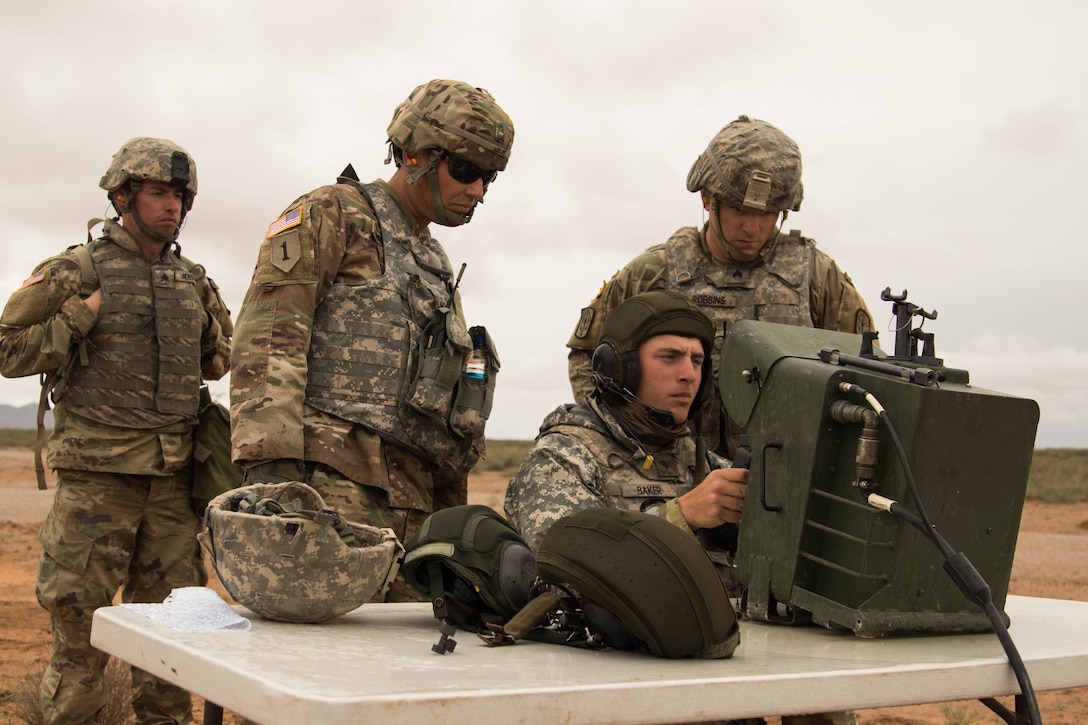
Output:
(567, 225), (872, 455)
(230, 178), (478, 555)
(98, 136), (198, 203)
(305, 181), (492, 464)
(686, 115), (803, 213)
(199, 481), (403, 623)
(505, 397), (701, 552)
(504, 397), (741, 592)
(387, 79), (514, 171)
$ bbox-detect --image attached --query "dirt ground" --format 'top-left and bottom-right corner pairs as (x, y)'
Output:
(2, 448), (1087, 724)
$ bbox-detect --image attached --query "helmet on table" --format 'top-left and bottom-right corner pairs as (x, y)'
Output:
(198, 481), (404, 623)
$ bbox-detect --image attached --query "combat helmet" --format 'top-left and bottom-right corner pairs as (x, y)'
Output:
(592, 290), (716, 416)
(99, 137), (198, 242)
(686, 115), (803, 214)
(198, 481), (404, 623)
(386, 79), (515, 226)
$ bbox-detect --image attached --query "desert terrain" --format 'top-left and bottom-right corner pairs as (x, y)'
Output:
(1, 447), (1086, 724)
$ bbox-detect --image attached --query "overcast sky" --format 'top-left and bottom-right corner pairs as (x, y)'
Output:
(2, 1), (1085, 449)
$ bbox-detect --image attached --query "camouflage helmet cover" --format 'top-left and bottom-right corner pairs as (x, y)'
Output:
(686, 115), (803, 213)
(387, 79), (514, 171)
(98, 137), (198, 203)
(198, 482), (404, 623)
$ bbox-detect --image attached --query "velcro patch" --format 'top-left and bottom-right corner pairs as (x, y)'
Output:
(269, 230), (301, 273)
(20, 268), (46, 288)
(574, 307), (595, 339)
(266, 207), (302, 238)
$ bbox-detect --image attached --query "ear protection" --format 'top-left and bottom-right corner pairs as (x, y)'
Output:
(592, 340), (640, 393)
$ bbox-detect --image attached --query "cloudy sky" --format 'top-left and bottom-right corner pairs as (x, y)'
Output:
(2, 1), (1085, 448)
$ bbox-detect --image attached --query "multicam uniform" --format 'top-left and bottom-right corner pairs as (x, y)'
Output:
(0, 219), (232, 724)
(567, 224), (872, 455)
(230, 179), (490, 597)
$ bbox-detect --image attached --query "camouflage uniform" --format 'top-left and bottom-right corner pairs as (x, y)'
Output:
(0, 200), (233, 724)
(230, 181), (480, 553)
(230, 80), (513, 604)
(505, 396), (707, 551)
(568, 116), (872, 459)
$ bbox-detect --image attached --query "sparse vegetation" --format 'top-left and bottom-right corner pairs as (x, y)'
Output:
(477, 439), (1088, 504)
(1026, 448), (1088, 503)
(4, 430), (1084, 503)
(9, 658), (133, 725)
(0, 429), (37, 448)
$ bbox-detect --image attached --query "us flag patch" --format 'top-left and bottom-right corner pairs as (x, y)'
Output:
(20, 269), (46, 288)
(266, 207), (302, 237)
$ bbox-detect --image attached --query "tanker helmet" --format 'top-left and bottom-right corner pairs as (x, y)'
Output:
(686, 115), (803, 213)
(198, 481), (404, 623)
(387, 79), (514, 172)
(99, 137), (198, 212)
(592, 290), (715, 412)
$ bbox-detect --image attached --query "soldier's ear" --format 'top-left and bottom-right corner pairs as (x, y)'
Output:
(701, 191), (711, 211)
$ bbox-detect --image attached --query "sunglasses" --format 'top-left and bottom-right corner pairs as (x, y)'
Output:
(443, 153), (497, 186)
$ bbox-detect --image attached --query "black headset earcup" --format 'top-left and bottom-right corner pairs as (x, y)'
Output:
(592, 342), (620, 384)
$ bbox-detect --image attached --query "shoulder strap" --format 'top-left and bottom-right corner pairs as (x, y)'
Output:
(34, 233), (100, 488)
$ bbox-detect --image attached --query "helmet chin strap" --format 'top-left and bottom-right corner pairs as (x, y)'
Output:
(402, 152), (473, 228)
(707, 198), (780, 263)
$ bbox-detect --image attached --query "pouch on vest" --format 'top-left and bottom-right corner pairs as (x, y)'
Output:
(192, 385), (245, 516)
(407, 306), (469, 424)
(495, 508), (741, 659)
(449, 325), (499, 440)
(401, 504), (536, 634)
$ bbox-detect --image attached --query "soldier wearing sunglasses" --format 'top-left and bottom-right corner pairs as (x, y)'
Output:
(229, 79), (514, 601)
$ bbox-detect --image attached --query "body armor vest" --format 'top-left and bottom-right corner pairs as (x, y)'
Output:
(64, 230), (203, 424)
(666, 227), (814, 454)
(550, 401), (695, 513)
(304, 182), (475, 462)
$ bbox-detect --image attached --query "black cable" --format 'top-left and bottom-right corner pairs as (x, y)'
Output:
(843, 383), (1042, 725)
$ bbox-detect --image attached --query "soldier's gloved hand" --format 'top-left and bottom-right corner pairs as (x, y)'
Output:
(245, 459), (307, 484)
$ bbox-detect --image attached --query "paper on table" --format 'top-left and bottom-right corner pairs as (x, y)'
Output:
(121, 587), (252, 632)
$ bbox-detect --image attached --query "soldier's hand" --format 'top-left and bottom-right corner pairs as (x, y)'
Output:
(84, 288), (103, 317)
(676, 467), (748, 531)
(245, 459), (307, 484)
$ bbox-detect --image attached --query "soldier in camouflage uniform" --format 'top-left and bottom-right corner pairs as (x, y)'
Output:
(506, 290), (747, 555)
(510, 290), (852, 725)
(230, 79), (514, 601)
(0, 138), (233, 725)
(568, 116), (873, 458)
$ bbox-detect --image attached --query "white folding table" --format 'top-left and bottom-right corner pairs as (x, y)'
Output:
(91, 595), (1088, 724)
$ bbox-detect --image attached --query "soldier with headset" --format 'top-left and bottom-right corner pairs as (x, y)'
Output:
(507, 289), (854, 725)
(505, 290), (746, 561)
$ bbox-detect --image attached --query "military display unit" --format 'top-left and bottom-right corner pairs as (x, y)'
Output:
(719, 289), (1039, 636)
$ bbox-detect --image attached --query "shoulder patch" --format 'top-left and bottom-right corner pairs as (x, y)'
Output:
(266, 207), (302, 238)
(268, 230), (302, 273)
(574, 307), (595, 339)
(20, 268), (46, 288)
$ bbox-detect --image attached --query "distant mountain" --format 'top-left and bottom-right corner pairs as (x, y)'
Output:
(0, 403), (51, 429)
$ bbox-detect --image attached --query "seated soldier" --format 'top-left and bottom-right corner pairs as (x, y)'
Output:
(504, 289), (853, 725)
